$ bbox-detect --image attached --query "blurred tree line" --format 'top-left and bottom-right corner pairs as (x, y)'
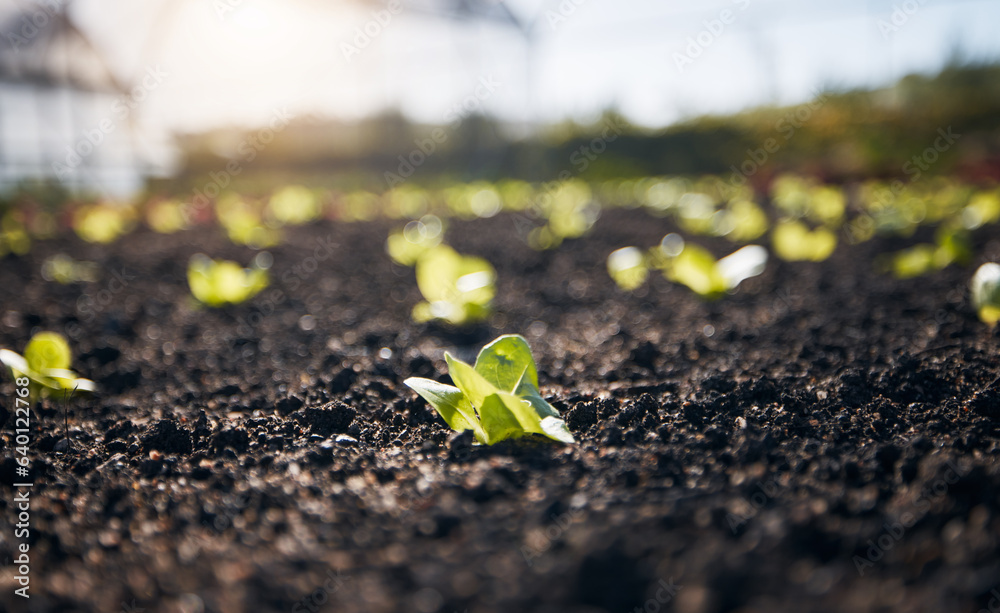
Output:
(174, 61), (1000, 192)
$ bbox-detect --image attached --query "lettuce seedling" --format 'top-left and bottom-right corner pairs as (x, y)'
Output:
(771, 220), (836, 262)
(386, 215), (444, 266)
(886, 226), (971, 279)
(405, 334), (574, 445)
(972, 262), (1000, 325)
(664, 243), (768, 298)
(187, 254), (269, 307)
(412, 245), (495, 325)
(267, 185), (320, 225)
(607, 246), (648, 291)
(0, 331), (96, 400)
(608, 235), (767, 299)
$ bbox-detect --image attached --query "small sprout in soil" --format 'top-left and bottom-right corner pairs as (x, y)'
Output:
(72, 203), (136, 244)
(188, 253), (270, 307)
(411, 245), (495, 325)
(771, 220), (836, 262)
(267, 185), (320, 225)
(216, 193), (283, 248)
(611, 233), (767, 299)
(386, 215), (444, 266)
(0, 331), (96, 399)
(405, 334), (575, 445)
(607, 246), (648, 290)
(885, 226), (971, 279)
(972, 262), (1000, 325)
(662, 243), (768, 299)
(145, 199), (189, 234)
(41, 254), (99, 284)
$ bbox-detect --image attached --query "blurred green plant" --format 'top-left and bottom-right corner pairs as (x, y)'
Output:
(972, 262), (1000, 325)
(72, 203), (136, 244)
(412, 245), (495, 325)
(0, 331), (96, 400)
(267, 185), (320, 225)
(0, 209), (31, 256)
(608, 233), (767, 299)
(404, 334), (574, 445)
(771, 220), (837, 262)
(386, 215), (444, 266)
(884, 227), (971, 279)
(216, 194), (282, 248)
(145, 199), (189, 234)
(187, 254), (270, 307)
(607, 246), (649, 291)
(41, 254), (100, 284)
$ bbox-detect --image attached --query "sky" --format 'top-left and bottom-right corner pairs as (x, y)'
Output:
(11, 0), (1000, 134)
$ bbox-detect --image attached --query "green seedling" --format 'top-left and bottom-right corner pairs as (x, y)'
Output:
(608, 235), (768, 299)
(412, 245), (495, 325)
(41, 254), (99, 284)
(216, 194), (282, 248)
(771, 220), (836, 262)
(73, 203), (136, 244)
(188, 254), (269, 307)
(268, 185), (320, 225)
(145, 199), (189, 234)
(885, 227), (971, 279)
(607, 246), (649, 291)
(0, 209), (31, 256)
(0, 331), (96, 400)
(386, 215), (444, 266)
(662, 243), (768, 299)
(404, 334), (575, 445)
(972, 262), (1000, 325)
(720, 198), (770, 241)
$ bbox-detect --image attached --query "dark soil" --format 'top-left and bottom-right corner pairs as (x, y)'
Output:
(1, 208), (999, 613)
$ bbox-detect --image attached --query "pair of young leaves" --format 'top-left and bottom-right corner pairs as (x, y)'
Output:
(0, 331), (96, 398)
(405, 335), (574, 445)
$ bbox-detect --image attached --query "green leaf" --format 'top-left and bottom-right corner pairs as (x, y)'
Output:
(403, 377), (486, 443)
(474, 334), (538, 392)
(188, 255), (269, 307)
(772, 221), (836, 262)
(607, 246), (649, 291)
(666, 244), (726, 298)
(1, 334), (97, 397)
(25, 331), (71, 371)
(477, 392), (531, 444)
(514, 373), (575, 444)
(444, 352), (498, 409)
(413, 245), (494, 325)
(972, 262), (1000, 325)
